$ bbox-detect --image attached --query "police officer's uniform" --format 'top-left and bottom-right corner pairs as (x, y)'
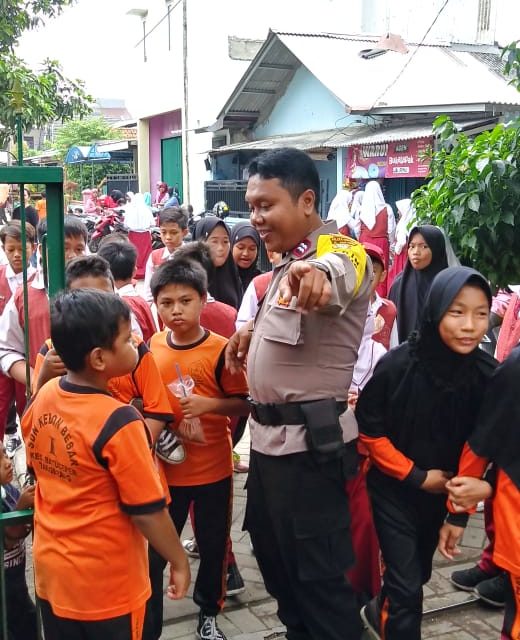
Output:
(244, 220), (371, 640)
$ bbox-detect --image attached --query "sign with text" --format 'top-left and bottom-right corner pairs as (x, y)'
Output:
(385, 137), (432, 178)
(345, 137), (432, 180)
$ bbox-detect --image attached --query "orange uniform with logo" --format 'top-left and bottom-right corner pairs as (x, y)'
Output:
(21, 377), (167, 621)
(149, 329), (249, 486)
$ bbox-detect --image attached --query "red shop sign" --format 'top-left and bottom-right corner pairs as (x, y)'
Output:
(385, 137), (432, 178)
(345, 143), (388, 180)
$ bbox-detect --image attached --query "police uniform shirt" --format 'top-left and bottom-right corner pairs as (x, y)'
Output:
(247, 220), (371, 456)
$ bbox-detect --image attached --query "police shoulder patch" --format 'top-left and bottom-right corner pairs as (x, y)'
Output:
(316, 234), (367, 294)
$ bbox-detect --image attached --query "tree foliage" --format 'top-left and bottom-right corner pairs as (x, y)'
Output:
(0, 0), (92, 147)
(413, 42), (520, 287)
(55, 116), (114, 159)
(413, 116), (520, 287)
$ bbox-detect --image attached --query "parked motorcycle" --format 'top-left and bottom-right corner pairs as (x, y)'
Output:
(88, 208), (127, 252)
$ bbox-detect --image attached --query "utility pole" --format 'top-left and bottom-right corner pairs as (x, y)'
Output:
(182, 0), (191, 203)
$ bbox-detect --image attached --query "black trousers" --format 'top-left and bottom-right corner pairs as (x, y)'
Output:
(6, 581), (37, 640)
(38, 598), (144, 640)
(245, 447), (362, 640)
(367, 468), (447, 640)
(145, 476), (232, 640)
(5, 401), (17, 436)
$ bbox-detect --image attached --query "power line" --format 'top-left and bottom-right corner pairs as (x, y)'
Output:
(134, 0), (182, 48)
(367, 0), (451, 113)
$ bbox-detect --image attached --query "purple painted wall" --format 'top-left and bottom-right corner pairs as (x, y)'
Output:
(148, 109), (182, 192)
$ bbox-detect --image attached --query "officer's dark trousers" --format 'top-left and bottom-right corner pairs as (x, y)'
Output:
(367, 468), (447, 640)
(245, 447), (363, 640)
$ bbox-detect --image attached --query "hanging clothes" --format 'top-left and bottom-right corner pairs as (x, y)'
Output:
(389, 225), (448, 343)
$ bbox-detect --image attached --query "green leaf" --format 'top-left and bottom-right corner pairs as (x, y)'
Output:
(468, 194), (480, 212)
(502, 211), (515, 225)
(476, 157), (489, 173)
(492, 159), (506, 176)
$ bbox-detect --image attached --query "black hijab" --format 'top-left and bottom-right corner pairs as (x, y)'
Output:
(390, 225), (448, 343)
(193, 217), (243, 309)
(359, 267), (497, 474)
(230, 222), (262, 292)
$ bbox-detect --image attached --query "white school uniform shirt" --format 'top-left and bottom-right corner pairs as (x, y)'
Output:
(115, 283), (143, 339)
(0, 268), (43, 376)
(143, 247), (176, 305)
(236, 279), (260, 330)
(351, 307), (387, 392)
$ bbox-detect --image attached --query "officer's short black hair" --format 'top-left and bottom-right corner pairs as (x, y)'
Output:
(173, 240), (215, 285)
(51, 289), (130, 372)
(37, 215), (88, 244)
(65, 255), (114, 289)
(97, 239), (137, 281)
(158, 207), (188, 230)
(248, 147), (320, 211)
(151, 258), (207, 301)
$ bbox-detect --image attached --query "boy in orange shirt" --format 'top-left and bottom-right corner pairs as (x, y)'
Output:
(21, 289), (190, 639)
(147, 258), (249, 640)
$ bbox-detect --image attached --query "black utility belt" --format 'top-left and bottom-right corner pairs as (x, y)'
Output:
(248, 397), (346, 427)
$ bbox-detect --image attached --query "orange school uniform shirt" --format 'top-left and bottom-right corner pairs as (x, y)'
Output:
(21, 377), (166, 621)
(149, 329), (249, 487)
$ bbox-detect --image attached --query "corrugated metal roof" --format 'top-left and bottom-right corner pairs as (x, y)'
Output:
(217, 31), (520, 125)
(210, 120), (487, 154)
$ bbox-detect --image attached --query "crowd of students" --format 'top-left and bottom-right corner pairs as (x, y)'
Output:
(0, 149), (518, 640)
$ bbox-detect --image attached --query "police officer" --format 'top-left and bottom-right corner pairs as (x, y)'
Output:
(226, 148), (372, 640)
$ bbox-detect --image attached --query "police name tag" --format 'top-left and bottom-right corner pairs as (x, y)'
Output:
(316, 234), (367, 294)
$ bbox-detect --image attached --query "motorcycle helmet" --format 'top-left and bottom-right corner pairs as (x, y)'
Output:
(212, 201), (230, 219)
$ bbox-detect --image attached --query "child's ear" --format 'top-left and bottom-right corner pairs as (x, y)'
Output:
(381, 269), (387, 283)
(88, 347), (106, 372)
(132, 266), (137, 278)
(182, 229), (188, 238)
(201, 293), (208, 305)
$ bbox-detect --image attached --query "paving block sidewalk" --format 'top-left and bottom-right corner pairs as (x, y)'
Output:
(159, 429), (505, 639)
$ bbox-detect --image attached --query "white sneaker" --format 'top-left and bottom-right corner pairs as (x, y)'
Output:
(155, 430), (186, 464)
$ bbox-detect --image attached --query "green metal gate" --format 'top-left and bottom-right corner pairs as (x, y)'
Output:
(0, 164), (65, 639)
(161, 136), (183, 202)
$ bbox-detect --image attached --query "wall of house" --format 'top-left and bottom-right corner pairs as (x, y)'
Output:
(148, 110), (183, 193)
(254, 66), (355, 138)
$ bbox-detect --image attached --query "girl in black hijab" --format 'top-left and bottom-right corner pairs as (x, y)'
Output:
(230, 222), (262, 292)
(356, 266), (497, 640)
(389, 225), (449, 343)
(193, 218), (242, 309)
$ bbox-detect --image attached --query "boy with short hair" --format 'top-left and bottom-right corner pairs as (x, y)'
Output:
(33, 255), (175, 453)
(98, 238), (157, 342)
(0, 222), (36, 445)
(146, 259), (249, 640)
(1, 446), (37, 639)
(0, 215), (88, 387)
(21, 289), (190, 639)
(143, 207), (188, 304)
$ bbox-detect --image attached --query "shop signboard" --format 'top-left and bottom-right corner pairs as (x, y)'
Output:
(385, 137), (432, 178)
(345, 136), (432, 179)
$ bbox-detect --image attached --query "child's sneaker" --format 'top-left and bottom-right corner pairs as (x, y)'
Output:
(155, 430), (186, 464)
(226, 562), (245, 596)
(197, 612), (228, 640)
(182, 536), (200, 558)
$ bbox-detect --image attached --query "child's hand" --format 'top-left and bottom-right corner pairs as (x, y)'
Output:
(446, 476), (492, 511)
(167, 557), (191, 600)
(347, 391), (358, 409)
(438, 522), (464, 560)
(16, 485), (35, 510)
(179, 394), (215, 419)
(38, 349), (67, 390)
(420, 469), (453, 494)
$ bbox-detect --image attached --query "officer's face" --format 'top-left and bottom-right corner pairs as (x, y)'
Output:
(246, 176), (316, 253)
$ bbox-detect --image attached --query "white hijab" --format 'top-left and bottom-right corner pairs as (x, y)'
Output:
(360, 180), (386, 230)
(124, 192), (155, 231)
(326, 189), (353, 229)
(394, 199), (417, 254)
